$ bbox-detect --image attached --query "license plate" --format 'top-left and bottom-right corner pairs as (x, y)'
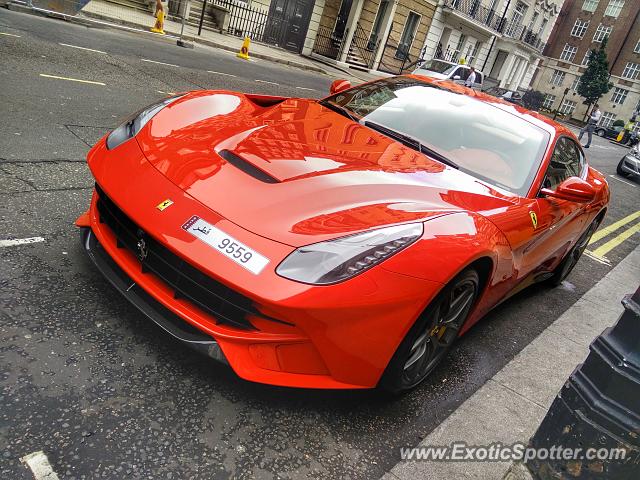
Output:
(182, 216), (269, 275)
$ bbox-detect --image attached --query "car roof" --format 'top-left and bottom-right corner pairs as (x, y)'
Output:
(403, 74), (569, 138)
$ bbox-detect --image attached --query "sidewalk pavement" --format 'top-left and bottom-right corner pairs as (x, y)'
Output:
(382, 244), (640, 480)
(9, 0), (379, 83)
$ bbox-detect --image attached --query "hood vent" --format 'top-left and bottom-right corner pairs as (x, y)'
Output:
(218, 149), (279, 184)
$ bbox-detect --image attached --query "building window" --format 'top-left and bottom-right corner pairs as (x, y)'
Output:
(593, 24), (612, 43)
(551, 69), (566, 86)
(560, 44), (578, 62)
(571, 76), (581, 91)
(622, 62), (640, 80)
(543, 94), (556, 110)
(599, 112), (617, 127)
(604, 0), (624, 18)
(611, 87), (629, 104)
(396, 11), (421, 59)
(537, 18), (548, 37)
(571, 19), (590, 38)
(582, 0), (599, 12)
(559, 99), (577, 115)
(582, 50), (592, 66)
(634, 40), (640, 54)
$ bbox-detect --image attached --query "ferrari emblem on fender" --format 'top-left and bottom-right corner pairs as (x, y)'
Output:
(136, 237), (149, 261)
(156, 199), (173, 211)
(530, 211), (538, 229)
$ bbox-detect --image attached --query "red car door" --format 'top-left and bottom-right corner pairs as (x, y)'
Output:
(522, 137), (588, 275)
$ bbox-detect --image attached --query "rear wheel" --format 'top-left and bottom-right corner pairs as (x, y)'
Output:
(379, 269), (479, 394)
(548, 219), (599, 287)
(596, 129), (606, 137)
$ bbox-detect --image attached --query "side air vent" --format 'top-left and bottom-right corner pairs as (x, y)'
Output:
(218, 149), (279, 184)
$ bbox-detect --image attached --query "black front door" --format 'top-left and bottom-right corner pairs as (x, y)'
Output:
(265, 0), (315, 53)
(333, 0), (353, 39)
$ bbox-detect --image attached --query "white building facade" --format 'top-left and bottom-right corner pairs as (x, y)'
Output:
(421, 0), (563, 90)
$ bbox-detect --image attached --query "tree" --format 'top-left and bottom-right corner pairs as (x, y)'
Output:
(576, 37), (613, 120)
(522, 90), (545, 111)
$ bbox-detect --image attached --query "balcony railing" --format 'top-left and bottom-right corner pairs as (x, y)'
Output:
(502, 21), (546, 52)
(443, 0), (505, 33)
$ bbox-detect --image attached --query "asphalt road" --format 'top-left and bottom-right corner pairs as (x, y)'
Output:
(1, 8), (639, 480)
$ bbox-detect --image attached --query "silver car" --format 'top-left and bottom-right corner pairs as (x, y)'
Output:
(617, 145), (640, 178)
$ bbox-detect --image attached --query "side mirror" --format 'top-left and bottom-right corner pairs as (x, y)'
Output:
(453, 75), (461, 80)
(540, 176), (596, 203)
(329, 79), (351, 95)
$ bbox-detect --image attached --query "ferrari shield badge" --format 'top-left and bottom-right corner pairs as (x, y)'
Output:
(529, 211), (538, 229)
(156, 199), (173, 211)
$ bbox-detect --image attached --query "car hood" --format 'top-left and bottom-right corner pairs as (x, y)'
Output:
(136, 91), (516, 247)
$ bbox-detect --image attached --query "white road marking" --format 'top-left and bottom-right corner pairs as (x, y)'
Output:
(156, 90), (177, 95)
(39, 73), (105, 86)
(584, 250), (611, 266)
(0, 32), (21, 37)
(0, 237), (45, 248)
(296, 86), (316, 91)
(141, 58), (180, 68)
(59, 43), (107, 54)
(207, 70), (237, 77)
(20, 451), (60, 480)
(255, 79), (279, 85)
(609, 174), (637, 187)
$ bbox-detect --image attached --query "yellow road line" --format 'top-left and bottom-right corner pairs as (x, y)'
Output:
(0, 32), (21, 37)
(589, 210), (640, 244)
(590, 222), (640, 258)
(39, 74), (105, 86)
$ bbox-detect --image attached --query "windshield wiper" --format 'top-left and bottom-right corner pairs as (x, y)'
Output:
(319, 100), (358, 122)
(363, 121), (459, 169)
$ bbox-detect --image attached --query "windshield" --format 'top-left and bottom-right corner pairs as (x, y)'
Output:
(323, 77), (550, 195)
(417, 59), (456, 74)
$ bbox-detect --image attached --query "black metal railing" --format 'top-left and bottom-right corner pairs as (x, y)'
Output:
(502, 21), (545, 52)
(348, 23), (377, 69)
(443, 0), (505, 33)
(377, 24), (426, 75)
(195, 0), (268, 41)
(312, 25), (346, 60)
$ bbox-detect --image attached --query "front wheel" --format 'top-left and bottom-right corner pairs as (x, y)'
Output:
(617, 158), (629, 176)
(379, 269), (480, 394)
(548, 219), (599, 286)
(596, 129), (605, 137)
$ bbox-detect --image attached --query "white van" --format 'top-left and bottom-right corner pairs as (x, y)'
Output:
(413, 59), (484, 90)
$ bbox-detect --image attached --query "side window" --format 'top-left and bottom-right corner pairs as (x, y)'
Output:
(453, 67), (469, 80)
(542, 138), (585, 190)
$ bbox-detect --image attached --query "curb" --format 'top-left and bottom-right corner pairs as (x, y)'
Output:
(382, 244), (640, 479)
(6, 3), (329, 75)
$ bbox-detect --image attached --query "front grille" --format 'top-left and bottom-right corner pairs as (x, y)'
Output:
(95, 184), (280, 330)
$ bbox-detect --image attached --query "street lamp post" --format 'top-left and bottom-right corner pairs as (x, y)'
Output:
(553, 87), (570, 121)
(177, 0), (194, 48)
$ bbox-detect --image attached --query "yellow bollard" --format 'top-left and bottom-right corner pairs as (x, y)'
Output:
(616, 130), (625, 142)
(151, 10), (165, 35)
(237, 37), (251, 60)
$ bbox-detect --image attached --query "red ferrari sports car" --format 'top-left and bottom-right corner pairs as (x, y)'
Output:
(77, 75), (609, 393)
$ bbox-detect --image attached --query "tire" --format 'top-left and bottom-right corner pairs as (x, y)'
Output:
(596, 129), (605, 137)
(379, 269), (480, 394)
(548, 218), (600, 287)
(617, 158), (629, 176)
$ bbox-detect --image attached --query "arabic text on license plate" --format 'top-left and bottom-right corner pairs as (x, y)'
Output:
(182, 216), (269, 275)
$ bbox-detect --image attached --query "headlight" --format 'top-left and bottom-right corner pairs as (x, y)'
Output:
(276, 223), (424, 285)
(106, 95), (182, 150)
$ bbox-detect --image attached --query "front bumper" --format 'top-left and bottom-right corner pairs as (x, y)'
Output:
(80, 139), (444, 389)
(620, 155), (640, 176)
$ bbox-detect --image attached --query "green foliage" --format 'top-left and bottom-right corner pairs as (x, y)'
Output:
(613, 119), (625, 127)
(522, 90), (545, 111)
(577, 37), (613, 106)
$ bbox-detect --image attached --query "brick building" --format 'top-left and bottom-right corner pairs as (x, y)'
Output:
(532, 0), (640, 126)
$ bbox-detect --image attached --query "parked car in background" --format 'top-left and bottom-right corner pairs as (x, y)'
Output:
(617, 144), (640, 178)
(414, 59), (484, 90)
(483, 87), (524, 106)
(595, 125), (623, 139)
